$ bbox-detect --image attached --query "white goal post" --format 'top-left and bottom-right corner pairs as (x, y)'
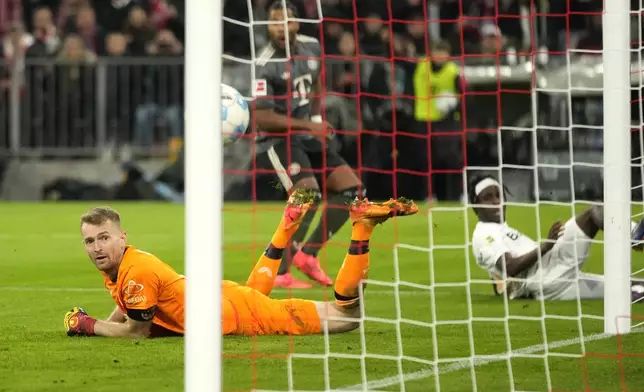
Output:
(602, 0), (632, 335)
(198, 0), (640, 390)
(185, 1), (222, 392)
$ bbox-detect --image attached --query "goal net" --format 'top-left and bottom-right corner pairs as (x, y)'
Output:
(217, 0), (644, 390)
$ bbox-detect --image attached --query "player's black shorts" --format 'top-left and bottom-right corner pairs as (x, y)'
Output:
(259, 137), (347, 190)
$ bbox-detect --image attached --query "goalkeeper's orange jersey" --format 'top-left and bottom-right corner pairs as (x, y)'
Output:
(102, 246), (320, 337)
(102, 246), (185, 335)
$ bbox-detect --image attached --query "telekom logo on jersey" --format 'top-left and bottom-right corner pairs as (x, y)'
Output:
(292, 74), (313, 106)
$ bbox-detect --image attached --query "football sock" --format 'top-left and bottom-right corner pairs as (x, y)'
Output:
(246, 245), (284, 296)
(277, 190), (321, 275)
(333, 222), (374, 308)
(301, 188), (361, 257)
(248, 204), (310, 293)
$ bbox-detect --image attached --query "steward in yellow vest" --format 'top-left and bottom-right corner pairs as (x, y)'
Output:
(413, 41), (462, 123)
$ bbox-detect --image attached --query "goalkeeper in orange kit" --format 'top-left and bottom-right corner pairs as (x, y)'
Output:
(64, 190), (417, 337)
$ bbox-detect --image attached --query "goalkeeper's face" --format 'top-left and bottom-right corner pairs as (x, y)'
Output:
(476, 186), (504, 223)
(81, 220), (127, 273)
(268, 8), (299, 50)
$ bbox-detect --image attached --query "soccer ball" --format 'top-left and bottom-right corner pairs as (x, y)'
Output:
(221, 83), (250, 145)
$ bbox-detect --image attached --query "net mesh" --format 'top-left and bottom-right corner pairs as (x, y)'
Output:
(222, 0), (644, 390)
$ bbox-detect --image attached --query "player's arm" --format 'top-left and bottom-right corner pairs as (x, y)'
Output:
(64, 306), (152, 338)
(310, 77), (323, 121)
(93, 316), (153, 338)
(497, 249), (547, 277)
(496, 221), (563, 277)
(65, 270), (161, 338)
(254, 108), (317, 132)
(106, 305), (126, 323)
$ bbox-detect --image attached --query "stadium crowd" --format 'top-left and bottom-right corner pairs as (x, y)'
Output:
(0, 0), (185, 155)
(224, 0), (612, 201)
(0, 0), (633, 201)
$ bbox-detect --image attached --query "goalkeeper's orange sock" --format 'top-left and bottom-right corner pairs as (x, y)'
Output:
(333, 223), (374, 308)
(245, 218), (292, 296)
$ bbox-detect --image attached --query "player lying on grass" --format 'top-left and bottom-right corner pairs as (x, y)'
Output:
(64, 191), (418, 337)
(470, 175), (644, 301)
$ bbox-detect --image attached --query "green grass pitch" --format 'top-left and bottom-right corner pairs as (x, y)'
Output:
(1, 202), (644, 392)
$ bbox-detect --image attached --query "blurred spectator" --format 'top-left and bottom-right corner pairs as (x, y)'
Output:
(444, 19), (481, 55)
(124, 5), (155, 55)
(55, 34), (96, 149)
(91, 0), (142, 33)
(360, 13), (385, 56)
(134, 28), (183, 147)
(405, 14), (428, 55)
(72, 5), (106, 55)
(464, 23), (513, 65)
(148, 0), (184, 41)
(148, 0), (176, 30)
(105, 32), (134, 149)
(26, 7), (60, 57)
(328, 31), (357, 93)
(479, 24), (505, 55)
(321, 7), (346, 54)
(472, 0), (524, 48)
(144, 27), (181, 55)
(0, 0), (22, 34)
(56, 0), (89, 32)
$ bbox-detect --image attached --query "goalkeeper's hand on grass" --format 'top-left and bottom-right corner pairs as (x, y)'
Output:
(64, 306), (97, 337)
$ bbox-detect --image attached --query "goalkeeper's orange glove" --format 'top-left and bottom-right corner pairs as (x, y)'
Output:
(64, 307), (97, 336)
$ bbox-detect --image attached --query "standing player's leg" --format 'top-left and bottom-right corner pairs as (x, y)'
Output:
(245, 190), (315, 295)
(292, 150), (365, 286)
(264, 140), (323, 288)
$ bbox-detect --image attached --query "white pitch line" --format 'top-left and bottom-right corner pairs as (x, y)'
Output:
(337, 327), (644, 391)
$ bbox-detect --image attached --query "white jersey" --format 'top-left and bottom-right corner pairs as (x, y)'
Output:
(471, 221), (538, 298)
(472, 219), (595, 300)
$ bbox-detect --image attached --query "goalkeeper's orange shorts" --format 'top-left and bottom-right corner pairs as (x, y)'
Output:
(222, 281), (321, 336)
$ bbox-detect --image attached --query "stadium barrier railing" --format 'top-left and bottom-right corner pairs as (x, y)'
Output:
(2, 56), (184, 159)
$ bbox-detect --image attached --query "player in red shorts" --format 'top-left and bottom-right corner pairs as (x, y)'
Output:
(64, 190), (417, 337)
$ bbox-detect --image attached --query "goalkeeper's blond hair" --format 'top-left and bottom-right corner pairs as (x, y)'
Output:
(80, 207), (122, 228)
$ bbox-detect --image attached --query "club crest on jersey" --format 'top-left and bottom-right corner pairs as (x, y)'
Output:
(124, 280), (144, 295)
(307, 59), (318, 71)
(253, 79), (267, 96)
